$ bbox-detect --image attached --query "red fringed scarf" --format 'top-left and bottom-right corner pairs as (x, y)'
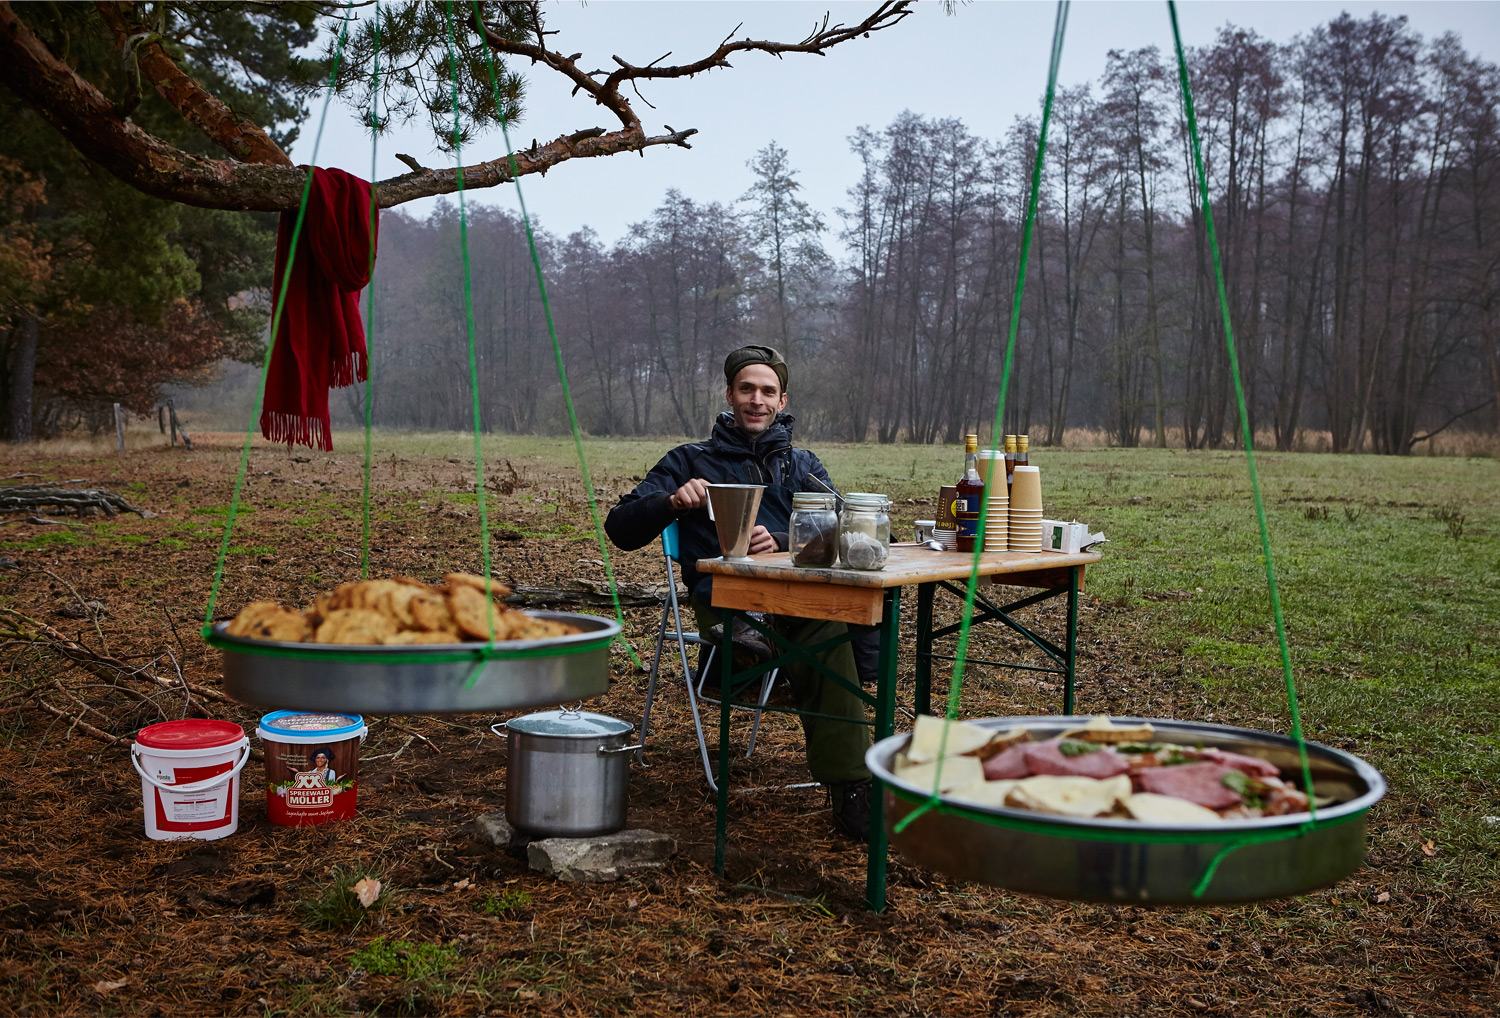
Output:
(260, 167), (379, 451)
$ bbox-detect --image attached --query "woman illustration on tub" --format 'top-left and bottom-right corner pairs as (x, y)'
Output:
(307, 748), (336, 785)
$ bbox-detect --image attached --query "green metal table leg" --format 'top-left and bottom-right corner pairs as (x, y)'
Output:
(865, 587), (900, 912)
(915, 582), (934, 718)
(1064, 566), (1079, 716)
(713, 608), (733, 876)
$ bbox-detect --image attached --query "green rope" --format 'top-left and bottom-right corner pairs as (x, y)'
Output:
(465, 0), (644, 670)
(908, 0), (1070, 810)
(899, 1), (1327, 900)
(360, 0), (383, 581)
(1168, 0), (1318, 817)
(440, 2), (500, 669)
(201, 7), (355, 634)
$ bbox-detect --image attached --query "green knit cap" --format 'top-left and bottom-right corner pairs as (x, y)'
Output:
(723, 345), (788, 391)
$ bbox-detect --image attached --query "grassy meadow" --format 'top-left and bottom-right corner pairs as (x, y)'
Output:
(15, 427), (1500, 896)
(2, 429), (1497, 1015)
(453, 434), (1500, 895)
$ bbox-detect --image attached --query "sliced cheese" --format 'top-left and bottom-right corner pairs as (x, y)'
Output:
(892, 754), (985, 795)
(1123, 792), (1224, 824)
(1059, 715), (1156, 744)
(906, 714), (995, 764)
(946, 778), (1019, 809)
(1007, 774), (1133, 817)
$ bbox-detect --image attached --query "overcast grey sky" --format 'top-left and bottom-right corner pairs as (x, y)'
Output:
(289, 1), (1500, 250)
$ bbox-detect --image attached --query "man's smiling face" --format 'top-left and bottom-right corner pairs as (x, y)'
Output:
(726, 363), (787, 438)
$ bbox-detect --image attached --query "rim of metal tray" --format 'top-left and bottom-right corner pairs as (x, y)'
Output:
(867, 715), (1387, 837)
(204, 610), (621, 663)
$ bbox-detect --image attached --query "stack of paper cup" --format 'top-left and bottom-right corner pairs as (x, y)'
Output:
(1009, 465), (1043, 551)
(978, 449), (1008, 551)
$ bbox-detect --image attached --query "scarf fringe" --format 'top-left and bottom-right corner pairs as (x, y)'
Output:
(329, 349), (368, 390)
(260, 409), (332, 452)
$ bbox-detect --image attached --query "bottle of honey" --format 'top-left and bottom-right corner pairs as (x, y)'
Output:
(1015, 434), (1030, 472)
(955, 434), (984, 552)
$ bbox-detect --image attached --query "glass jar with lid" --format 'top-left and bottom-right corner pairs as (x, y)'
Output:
(788, 492), (839, 568)
(838, 492), (890, 570)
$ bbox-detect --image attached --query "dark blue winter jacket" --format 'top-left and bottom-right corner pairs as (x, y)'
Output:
(604, 411), (835, 605)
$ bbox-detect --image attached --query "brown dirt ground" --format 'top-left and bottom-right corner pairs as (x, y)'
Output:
(0, 440), (1494, 1017)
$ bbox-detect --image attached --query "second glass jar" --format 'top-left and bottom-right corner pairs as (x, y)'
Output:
(838, 492), (891, 570)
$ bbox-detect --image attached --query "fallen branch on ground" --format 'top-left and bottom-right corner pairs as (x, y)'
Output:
(507, 579), (672, 607)
(0, 484), (153, 518)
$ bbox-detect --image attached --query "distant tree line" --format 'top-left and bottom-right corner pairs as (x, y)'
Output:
(362, 13), (1499, 454)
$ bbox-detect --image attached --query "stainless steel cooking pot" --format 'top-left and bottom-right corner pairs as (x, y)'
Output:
(492, 708), (640, 837)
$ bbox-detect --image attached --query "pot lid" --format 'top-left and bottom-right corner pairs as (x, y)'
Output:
(506, 708), (632, 738)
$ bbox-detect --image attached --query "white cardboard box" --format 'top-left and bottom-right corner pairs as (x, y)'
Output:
(1041, 520), (1106, 553)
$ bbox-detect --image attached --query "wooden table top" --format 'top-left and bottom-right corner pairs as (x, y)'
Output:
(698, 544), (1101, 625)
(698, 544), (1100, 587)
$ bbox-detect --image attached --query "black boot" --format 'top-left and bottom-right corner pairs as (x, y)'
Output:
(828, 778), (872, 842)
(703, 616), (776, 674)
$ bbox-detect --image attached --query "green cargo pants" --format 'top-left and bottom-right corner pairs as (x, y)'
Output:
(692, 602), (871, 785)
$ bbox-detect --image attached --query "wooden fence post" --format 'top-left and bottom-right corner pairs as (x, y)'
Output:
(167, 401), (193, 450)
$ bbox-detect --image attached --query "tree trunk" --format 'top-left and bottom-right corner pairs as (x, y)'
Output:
(9, 315), (37, 444)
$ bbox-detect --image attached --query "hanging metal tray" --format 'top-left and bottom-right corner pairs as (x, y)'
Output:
(867, 716), (1386, 905)
(209, 611), (620, 714)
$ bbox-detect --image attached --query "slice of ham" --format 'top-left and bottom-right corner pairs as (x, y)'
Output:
(982, 743), (1032, 780)
(1023, 740), (1131, 780)
(1135, 761), (1243, 810)
(1195, 747), (1281, 778)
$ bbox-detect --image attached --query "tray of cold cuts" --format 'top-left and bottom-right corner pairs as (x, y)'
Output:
(865, 715), (1386, 904)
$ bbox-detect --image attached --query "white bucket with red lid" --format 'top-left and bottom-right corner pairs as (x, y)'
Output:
(131, 719), (250, 841)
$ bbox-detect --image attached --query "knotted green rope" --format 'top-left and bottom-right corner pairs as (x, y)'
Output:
(1168, 0), (1317, 816)
(201, 6), (356, 634)
(460, 0), (644, 669)
(902, 0), (1070, 826)
(438, 0), (504, 672)
(360, 0), (383, 580)
(897, 0), (1331, 899)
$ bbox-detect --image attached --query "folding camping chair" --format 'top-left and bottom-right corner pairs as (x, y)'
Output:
(637, 521), (780, 792)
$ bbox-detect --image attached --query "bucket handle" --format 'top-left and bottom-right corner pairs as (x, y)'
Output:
(598, 744), (643, 756)
(489, 722), (508, 739)
(132, 739), (251, 795)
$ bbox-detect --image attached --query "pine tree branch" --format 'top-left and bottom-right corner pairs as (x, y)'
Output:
(93, 1), (293, 166)
(0, 0), (913, 210)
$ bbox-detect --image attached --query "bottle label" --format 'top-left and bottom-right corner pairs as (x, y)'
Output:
(954, 496), (980, 542)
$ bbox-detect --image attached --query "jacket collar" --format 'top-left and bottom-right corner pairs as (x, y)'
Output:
(710, 409), (796, 454)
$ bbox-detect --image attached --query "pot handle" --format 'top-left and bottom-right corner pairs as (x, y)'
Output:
(598, 743), (643, 756)
(489, 722), (508, 739)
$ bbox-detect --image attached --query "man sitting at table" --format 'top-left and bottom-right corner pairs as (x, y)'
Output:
(604, 344), (873, 841)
